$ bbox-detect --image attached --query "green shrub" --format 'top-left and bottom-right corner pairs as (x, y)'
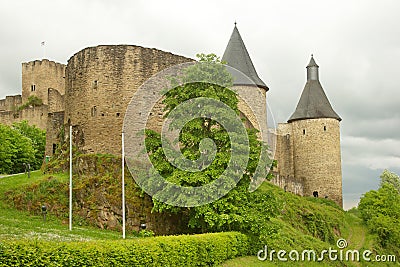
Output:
(0, 232), (248, 266)
(17, 96), (43, 111)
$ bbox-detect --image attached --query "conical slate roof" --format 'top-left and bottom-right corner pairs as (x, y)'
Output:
(222, 24), (268, 90)
(307, 55), (319, 68)
(288, 56), (341, 122)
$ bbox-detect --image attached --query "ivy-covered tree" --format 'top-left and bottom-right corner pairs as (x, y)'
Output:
(144, 54), (277, 233)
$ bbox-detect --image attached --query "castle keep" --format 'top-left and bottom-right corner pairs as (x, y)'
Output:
(0, 25), (343, 207)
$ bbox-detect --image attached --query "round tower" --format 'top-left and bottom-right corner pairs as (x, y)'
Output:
(221, 24), (269, 140)
(288, 56), (342, 207)
(64, 45), (192, 154)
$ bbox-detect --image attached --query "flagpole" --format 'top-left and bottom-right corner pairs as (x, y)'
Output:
(41, 41), (46, 59)
(69, 125), (73, 231)
(122, 132), (126, 239)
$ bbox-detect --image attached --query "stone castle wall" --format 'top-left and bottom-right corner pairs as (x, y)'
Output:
(0, 95), (22, 111)
(22, 59), (65, 105)
(0, 104), (48, 130)
(272, 123), (304, 195)
(276, 118), (342, 206)
(45, 111), (65, 156)
(235, 86), (268, 140)
(64, 45), (192, 155)
(48, 88), (65, 113)
(0, 44), (343, 208)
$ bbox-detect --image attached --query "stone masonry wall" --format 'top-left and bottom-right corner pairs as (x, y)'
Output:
(64, 45), (192, 155)
(45, 111), (65, 156)
(0, 95), (22, 111)
(235, 86), (268, 141)
(291, 118), (342, 206)
(22, 59), (65, 105)
(0, 105), (48, 130)
(272, 122), (304, 195)
(48, 88), (64, 113)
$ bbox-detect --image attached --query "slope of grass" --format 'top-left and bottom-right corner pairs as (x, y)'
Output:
(0, 171), (124, 241)
(1, 171), (398, 266)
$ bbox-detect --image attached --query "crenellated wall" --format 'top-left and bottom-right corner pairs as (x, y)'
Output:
(64, 45), (192, 155)
(0, 95), (22, 111)
(0, 105), (48, 130)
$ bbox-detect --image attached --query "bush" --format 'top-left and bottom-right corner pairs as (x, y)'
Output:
(17, 96), (43, 111)
(0, 232), (248, 266)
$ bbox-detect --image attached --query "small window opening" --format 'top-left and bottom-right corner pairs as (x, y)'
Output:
(101, 113), (105, 117)
(286, 134), (290, 140)
(52, 144), (57, 154)
(116, 112), (120, 117)
(31, 85), (36, 91)
(313, 191), (319, 198)
(303, 129), (306, 135)
(93, 80), (98, 89)
(91, 106), (97, 117)
(324, 126), (327, 131)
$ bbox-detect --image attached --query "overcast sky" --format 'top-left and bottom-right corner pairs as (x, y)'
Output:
(1, 0), (399, 209)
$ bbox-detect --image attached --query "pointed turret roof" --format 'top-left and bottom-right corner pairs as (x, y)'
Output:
(222, 24), (268, 90)
(288, 56), (341, 122)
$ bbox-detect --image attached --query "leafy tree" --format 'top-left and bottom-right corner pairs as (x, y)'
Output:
(0, 124), (35, 174)
(380, 169), (400, 193)
(12, 120), (46, 170)
(358, 170), (400, 251)
(144, 53), (277, 233)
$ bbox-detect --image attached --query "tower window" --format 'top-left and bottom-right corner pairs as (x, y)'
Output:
(93, 80), (98, 89)
(31, 85), (36, 91)
(91, 106), (97, 117)
(116, 112), (120, 117)
(324, 126), (327, 131)
(303, 129), (306, 135)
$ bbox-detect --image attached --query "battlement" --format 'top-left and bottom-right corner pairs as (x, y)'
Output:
(22, 59), (66, 105)
(22, 59), (66, 72)
(0, 95), (22, 111)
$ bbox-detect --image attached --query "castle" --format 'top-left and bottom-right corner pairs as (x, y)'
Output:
(0, 25), (343, 207)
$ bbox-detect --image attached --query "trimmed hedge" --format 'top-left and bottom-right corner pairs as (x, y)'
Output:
(0, 232), (248, 266)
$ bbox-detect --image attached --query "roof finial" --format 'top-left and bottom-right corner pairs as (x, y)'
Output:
(311, 53), (313, 57)
(234, 21), (237, 26)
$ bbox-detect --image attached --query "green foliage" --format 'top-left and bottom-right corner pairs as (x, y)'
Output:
(145, 53), (274, 233)
(131, 229), (155, 238)
(17, 96), (43, 111)
(359, 170), (400, 253)
(0, 124), (35, 174)
(380, 169), (400, 193)
(0, 232), (248, 266)
(0, 121), (45, 174)
(12, 120), (46, 170)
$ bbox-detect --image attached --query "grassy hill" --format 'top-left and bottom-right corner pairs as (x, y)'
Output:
(0, 171), (398, 266)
